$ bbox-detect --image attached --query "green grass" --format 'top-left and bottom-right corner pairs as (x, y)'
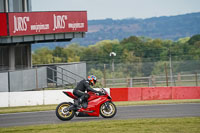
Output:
(0, 99), (200, 114)
(0, 105), (57, 114)
(0, 117), (200, 133)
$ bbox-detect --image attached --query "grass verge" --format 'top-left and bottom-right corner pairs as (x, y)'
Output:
(0, 99), (200, 114)
(0, 117), (200, 133)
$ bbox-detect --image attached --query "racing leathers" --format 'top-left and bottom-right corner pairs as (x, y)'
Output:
(73, 79), (102, 106)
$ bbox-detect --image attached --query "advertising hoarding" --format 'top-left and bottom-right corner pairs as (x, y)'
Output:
(0, 11), (87, 36)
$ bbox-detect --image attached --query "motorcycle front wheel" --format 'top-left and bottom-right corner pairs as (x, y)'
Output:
(56, 102), (75, 121)
(100, 102), (117, 118)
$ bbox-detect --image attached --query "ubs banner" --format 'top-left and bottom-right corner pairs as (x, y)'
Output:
(0, 11), (87, 36)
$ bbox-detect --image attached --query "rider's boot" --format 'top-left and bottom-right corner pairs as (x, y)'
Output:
(74, 98), (83, 109)
(74, 99), (79, 106)
(74, 94), (88, 109)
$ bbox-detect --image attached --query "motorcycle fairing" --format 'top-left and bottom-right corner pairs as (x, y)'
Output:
(78, 94), (111, 117)
(63, 91), (78, 99)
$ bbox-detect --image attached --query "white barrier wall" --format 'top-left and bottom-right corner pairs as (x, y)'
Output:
(0, 90), (71, 107)
(10, 91), (44, 106)
(0, 92), (9, 107)
(43, 90), (74, 105)
(0, 88), (110, 107)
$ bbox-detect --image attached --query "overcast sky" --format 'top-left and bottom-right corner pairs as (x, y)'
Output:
(32, 0), (200, 20)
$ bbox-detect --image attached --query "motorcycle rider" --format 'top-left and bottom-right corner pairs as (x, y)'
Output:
(73, 75), (103, 107)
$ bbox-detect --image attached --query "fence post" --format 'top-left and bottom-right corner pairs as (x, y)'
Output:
(152, 75), (156, 86)
(8, 71), (11, 107)
(62, 68), (64, 87)
(148, 76), (152, 87)
(127, 78), (132, 87)
(35, 67), (39, 90)
(101, 78), (105, 88)
(164, 63), (168, 87)
(103, 64), (106, 87)
(130, 78), (133, 87)
(177, 73), (181, 86)
(126, 78), (129, 87)
(52, 69), (55, 87)
(195, 72), (198, 86)
(8, 71), (11, 92)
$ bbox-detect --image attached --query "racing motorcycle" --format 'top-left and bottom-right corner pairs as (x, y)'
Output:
(56, 88), (117, 121)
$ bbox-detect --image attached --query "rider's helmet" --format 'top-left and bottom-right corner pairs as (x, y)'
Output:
(87, 75), (97, 86)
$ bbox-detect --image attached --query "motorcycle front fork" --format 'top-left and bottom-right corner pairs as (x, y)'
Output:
(104, 102), (111, 111)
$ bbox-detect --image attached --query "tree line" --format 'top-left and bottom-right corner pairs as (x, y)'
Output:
(32, 34), (200, 79)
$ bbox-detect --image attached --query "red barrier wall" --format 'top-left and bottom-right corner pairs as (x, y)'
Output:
(141, 87), (172, 100)
(110, 88), (128, 101)
(128, 87), (142, 101)
(172, 86), (200, 99)
(110, 86), (200, 102)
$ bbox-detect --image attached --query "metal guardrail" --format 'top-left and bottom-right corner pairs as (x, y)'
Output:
(56, 66), (85, 80)
(47, 66), (85, 88)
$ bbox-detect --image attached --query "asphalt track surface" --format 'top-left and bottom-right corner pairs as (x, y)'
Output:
(0, 103), (200, 127)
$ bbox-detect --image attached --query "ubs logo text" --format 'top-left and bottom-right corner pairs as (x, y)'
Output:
(13, 16), (30, 33)
(53, 14), (67, 31)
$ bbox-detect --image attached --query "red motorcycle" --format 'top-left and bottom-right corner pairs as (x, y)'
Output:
(56, 88), (117, 121)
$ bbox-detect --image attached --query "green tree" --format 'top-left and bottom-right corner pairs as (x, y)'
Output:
(53, 46), (67, 62)
(188, 34), (200, 45)
(32, 47), (53, 65)
(63, 43), (83, 62)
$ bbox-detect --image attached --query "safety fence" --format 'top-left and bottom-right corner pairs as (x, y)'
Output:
(87, 60), (200, 88)
(100, 73), (200, 88)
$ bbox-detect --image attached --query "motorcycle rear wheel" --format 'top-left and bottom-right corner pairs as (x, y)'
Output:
(100, 102), (117, 118)
(56, 102), (75, 121)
